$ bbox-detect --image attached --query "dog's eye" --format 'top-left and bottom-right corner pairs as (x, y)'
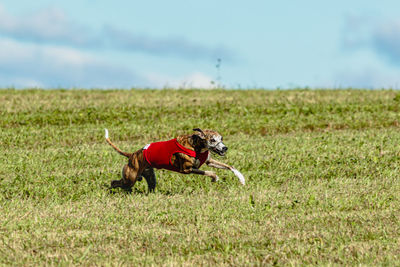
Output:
(211, 138), (215, 142)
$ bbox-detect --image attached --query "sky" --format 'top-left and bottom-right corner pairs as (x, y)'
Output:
(1, 0), (400, 89)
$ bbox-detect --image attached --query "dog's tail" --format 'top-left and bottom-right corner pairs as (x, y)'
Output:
(104, 129), (132, 158)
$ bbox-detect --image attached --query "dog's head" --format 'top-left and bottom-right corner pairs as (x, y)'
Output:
(192, 128), (228, 156)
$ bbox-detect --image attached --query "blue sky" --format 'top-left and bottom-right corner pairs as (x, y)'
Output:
(1, 0), (400, 89)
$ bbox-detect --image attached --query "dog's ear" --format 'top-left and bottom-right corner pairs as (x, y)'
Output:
(192, 133), (207, 149)
(193, 128), (206, 139)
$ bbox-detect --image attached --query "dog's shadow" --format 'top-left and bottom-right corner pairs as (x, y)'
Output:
(104, 184), (146, 195)
(103, 174), (230, 196)
(103, 183), (199, 196)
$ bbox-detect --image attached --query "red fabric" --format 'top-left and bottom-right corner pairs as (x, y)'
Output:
(143, 138), (209, 172)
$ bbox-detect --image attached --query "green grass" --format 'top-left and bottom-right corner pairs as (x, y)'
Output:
(0, 89), (399, 266)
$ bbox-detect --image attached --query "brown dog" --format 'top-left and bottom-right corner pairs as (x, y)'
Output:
(105, 128), (245, 192)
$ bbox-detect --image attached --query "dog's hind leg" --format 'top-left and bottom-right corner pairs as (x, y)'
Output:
(110, 150), (149, 192)
(141, 167), (157, 193)
(110, 164), (135, 192)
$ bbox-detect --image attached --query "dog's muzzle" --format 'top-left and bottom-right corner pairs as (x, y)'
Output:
(212, 144), (228, 156)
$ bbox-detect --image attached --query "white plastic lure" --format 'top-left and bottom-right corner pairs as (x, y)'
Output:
(231, 168), (245, 185)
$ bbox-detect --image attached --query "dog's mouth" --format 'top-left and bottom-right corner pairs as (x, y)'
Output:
(210, 147), (227, 156)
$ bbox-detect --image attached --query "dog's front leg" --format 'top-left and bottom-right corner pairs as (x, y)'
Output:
(174, 153), (219, 182)
(206, 158), (245, 185)
(190, 169), (219, 182)
(206, 158), (233, 170)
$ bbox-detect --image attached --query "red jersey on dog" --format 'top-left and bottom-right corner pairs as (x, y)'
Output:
(143, 139), (209, 172)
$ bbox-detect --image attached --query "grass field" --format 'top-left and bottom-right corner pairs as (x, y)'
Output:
(0, 89), (399, 266)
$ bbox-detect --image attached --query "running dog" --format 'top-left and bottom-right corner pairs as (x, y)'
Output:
(104, 128), (245, 192)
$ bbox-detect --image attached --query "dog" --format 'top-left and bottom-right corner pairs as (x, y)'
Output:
(104, 128), (245, 192)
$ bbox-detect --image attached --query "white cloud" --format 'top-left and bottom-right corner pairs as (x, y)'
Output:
(0, 5), (91, 46)
(102, 26), (234, 62)
(0, 4), (235, 88)
(372, 20), (400, 65)
(182, 72), (215, 89)
(334, 67), (400, 89)
(0, 38), (35, 63)
(0, 4), (234, 61)
(12, 78), (44, 88)
(0, 36), (221, 89)
(0, 38), (147, 88)
(146, 72), (215, 89)
(343, 15), (400, 67)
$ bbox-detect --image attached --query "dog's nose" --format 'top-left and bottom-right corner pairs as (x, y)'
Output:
(222, 146), (228, 152)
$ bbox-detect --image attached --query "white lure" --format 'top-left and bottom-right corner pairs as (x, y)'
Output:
(231, 168), (245, 185)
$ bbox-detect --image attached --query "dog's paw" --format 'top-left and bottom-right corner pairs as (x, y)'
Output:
(110, 180), (120, 188)
(207, 171), (219, 182)
(203, 171), (219, 182)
